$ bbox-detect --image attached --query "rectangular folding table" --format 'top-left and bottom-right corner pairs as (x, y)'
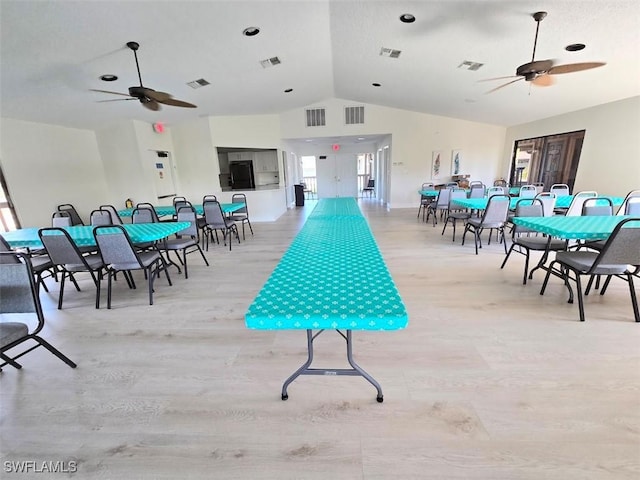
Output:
(245, 197), (408, 402)
(2, 222), (190, 249)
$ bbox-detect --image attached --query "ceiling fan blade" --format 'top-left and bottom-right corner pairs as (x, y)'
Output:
(478, 75), (520, 83)
(139, 88), (172, 102)
(485, 77), (524, 94)
(532, 74), (555, 87)
(157, 97), (197, 108)
(97, 98), (137, 103)
(90, 89), (134, 98)
(141, 99), (161, 111)
(547, 62), (606, 75)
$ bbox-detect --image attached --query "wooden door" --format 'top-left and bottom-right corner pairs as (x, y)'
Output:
(540, 138), (566, 188)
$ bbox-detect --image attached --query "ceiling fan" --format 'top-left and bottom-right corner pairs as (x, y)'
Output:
(482, 11), (605, 94)
(91, 41), (196, 111)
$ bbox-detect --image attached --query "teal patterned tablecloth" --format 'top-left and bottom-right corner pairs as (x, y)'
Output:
(3, 222), (190, 249)
(117, 203), (244, 217)
(245, 198), (408, 330)
(453, 195), (624, 211)
(512, 215), (638, 240)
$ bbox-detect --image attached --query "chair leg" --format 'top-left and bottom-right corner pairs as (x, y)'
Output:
(500, 243), (515, 269)
(33, 335), (77, 368)
(522, 249), (530, 285)
(196, 245), (209, 267)
(57, 272), (66, 310)
(107, 271), (113, 309)
(182, 249), (189, 279)
(246, 219), (253, 236)
(540, 260), (556, 295)
(1, 351), (23, 369)
(574, 272), (586, 322)
(627, 273), (640, 322)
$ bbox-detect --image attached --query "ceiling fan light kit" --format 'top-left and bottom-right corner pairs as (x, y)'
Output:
(91, 41), (197, 111)
(482, 11), (605, 94)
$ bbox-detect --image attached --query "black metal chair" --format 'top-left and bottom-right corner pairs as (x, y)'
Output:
(462, 194), (511, 254)
(161, 206), (209, 279)
(38, 228), (105, 309)
(203, 200), (240, 251)
(501, 199), (567, 284)
(229, 193), (253, 240)
(0, 251), (77, 371)
(540, 218), (640, 322)
(362, 179), (375, 197)
(93, 225), (171, 308)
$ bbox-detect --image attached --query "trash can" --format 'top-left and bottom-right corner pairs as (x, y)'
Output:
(294, 184), (305, 207)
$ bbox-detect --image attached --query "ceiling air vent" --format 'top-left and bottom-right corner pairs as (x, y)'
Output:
(380, 47), (401, 58)
(345, 106), (365, 125)
(187, 78), (210, 89)
(260, 56), (281, 68)
(457, 60), (484, 71)
(305, 108), (326, 127)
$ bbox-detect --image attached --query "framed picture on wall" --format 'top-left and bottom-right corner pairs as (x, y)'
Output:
(451, 150), (462, 175)
(431, 151), (442, 179)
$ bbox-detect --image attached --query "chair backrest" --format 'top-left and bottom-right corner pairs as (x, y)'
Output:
(565, 191), (598, 216)
(519, 185), (537, 199)
(0, 252), (44, 331)
(202, 195), (217, 204)
(487, 186), (506, 197)
(135, 203), (160, 222)
(132, 207), (156, 224)
(513, 198), (544, 235)
(591, 218), (640, 272)
(38, 228), (86, 267)
(366, 179), (375, 188)
(449, 188), (467, 206)
(173, 196), (187, 207)
(231, 193), (248, 215)
(469, 184), (486, 198)
(0, 235), (22, 264)
(203, 200), (227, 228)
(421, 182), (434, 190)
(52, 211), (72, 227)
(100, 205), (123, 225)
(445, 182), (458, 188)
(57, 204), (84, 226)
(93, 225), (141, 267)
(582, 197), (614, 216)
(435, 188), (452, 208)
(532, 182), (545, 194)
(480, 194), (510, 224)
(617, 190), (640, 216)
(535, 192), (556, 217)
(550, 184), (570, 196)
(176, 206), (199, 238)
(90, 209), (113, 226)
(469, 181), (484, 187)
(493, 179), (508, 187)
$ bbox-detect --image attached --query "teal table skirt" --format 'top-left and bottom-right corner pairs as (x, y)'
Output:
(245, 198), (408, 330)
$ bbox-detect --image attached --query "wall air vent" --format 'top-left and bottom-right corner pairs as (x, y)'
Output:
(305, 108), (326, 127)
(345, 106), (365, 125)
(187, 78), (210, 89)
(260, 56), (281, 68)
(380, 47), (402, 58)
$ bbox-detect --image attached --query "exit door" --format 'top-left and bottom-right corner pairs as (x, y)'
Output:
(316, 154), (358, 198)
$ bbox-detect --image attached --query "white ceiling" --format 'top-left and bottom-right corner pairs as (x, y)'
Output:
(1, 1), (638, 132)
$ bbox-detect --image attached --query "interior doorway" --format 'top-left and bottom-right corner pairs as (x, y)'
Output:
(316, 154), (358, 198)
(0, 164), (19, 231)
(510, 130), (585, 191)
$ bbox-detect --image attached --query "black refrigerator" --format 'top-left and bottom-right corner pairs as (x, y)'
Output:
(230, 161), (255, 190)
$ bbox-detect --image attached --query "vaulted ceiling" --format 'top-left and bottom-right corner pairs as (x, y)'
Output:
(1, 1), (638, 131)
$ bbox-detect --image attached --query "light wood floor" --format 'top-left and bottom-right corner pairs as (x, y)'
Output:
(2, 200), (639, 479)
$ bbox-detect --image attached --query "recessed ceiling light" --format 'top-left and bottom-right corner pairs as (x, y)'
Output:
(100, 74), (118, 82)
(399, 13), (415, 23)
(357, 137), (365, 140)
(243, 26), (260, 37)
(372, 83), (381, 87)
(565, 43), (586, 52)
(284, 88), (293, 93)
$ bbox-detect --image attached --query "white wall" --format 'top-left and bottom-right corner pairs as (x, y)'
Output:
(279, 98), (507, 208)
(503, 96), (640, 196)
(0, 118), (107, 227)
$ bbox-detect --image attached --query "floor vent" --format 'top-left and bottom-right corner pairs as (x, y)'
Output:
(305, 108), (326, 127)
(345, 106), (365, 125)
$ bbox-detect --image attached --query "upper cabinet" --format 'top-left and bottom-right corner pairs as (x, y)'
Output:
(228, 152), (255, 162)
(253, 151), (279, 172)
